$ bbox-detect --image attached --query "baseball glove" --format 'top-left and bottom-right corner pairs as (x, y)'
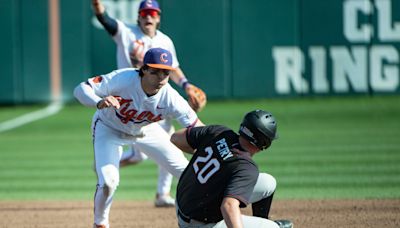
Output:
(185, 84), (207, 112)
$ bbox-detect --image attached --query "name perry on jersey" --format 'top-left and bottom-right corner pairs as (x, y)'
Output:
(216, 138), (233, 160)
(116, 97), (163, 124)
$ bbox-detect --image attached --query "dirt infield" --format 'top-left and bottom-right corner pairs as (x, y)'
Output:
(0, 199), (399, 228)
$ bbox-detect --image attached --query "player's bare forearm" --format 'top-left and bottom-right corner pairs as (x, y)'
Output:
(194, 119), (205, 127)
(169, 67), (185, 85)
(221, 197), (243, 228)
(92, 0), (105, 15)
(170, 128), (195, 154)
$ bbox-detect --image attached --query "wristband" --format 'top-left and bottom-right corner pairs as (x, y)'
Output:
(179, 78), (189, 89)
(96, 100), (103, 109)
(182, 81), (190, 90)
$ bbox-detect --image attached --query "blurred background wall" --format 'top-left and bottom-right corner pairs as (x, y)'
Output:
(0, 0), (399, 104)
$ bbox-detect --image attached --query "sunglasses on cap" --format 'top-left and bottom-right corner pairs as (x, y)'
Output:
(139, 10), (159, 18)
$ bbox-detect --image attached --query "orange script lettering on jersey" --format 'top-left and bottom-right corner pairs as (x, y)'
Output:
(117, 98), (162, 124)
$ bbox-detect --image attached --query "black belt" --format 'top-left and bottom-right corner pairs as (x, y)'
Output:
(178, 209), (191, 223)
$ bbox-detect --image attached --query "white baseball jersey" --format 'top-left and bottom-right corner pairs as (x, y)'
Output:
(113, 20), (179, 69)
(87, 68), (197, 135)
(77, 68), (197, 226)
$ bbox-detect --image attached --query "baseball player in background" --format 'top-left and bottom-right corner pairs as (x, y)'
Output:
(92, 0), (207, 207)
(74, 48), (204, 228)
(171, 110), (293, 228)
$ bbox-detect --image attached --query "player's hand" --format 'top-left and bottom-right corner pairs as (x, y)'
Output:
(92, 0), (105, 15)
(97, 96), (121, 109)
(185, 84), (207, 112)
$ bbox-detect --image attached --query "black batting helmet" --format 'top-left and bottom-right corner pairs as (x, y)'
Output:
(239, 110), (278, 150)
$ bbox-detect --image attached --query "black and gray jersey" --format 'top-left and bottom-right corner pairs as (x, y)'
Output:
(176, 125), (259, 223)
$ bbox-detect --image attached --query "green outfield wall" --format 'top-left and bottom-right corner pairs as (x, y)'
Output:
(1, 0), (399, 104)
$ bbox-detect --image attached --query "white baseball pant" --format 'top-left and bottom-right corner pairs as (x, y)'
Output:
(92, 118), (188, 226)
(119, 118), (175, 195)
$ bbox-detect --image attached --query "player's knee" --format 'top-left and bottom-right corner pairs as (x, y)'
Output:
(100, 164), (120, 191)
(258, 173), (277, 198)
(99, 185), (118, 198)
(265, 173), (277, 194)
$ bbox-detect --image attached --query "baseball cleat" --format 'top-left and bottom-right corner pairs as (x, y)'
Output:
(274, 219), (293, 228)
(154, 195), (175, 207)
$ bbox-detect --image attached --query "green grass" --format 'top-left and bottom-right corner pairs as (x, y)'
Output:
(0, 96), (399, 200)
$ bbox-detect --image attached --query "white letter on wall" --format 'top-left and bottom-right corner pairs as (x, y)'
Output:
(273, 47), (308, 94)
(330, 46), (368, 92)
(310, 47), (329, 93)
(376, 0), (400, 41)
(344, 0), (373, 42)
(370, 45), (399, 91)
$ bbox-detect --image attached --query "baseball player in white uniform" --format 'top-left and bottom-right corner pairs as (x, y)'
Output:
(74, 48), (204, 228)
(92, 0), (207, 207)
